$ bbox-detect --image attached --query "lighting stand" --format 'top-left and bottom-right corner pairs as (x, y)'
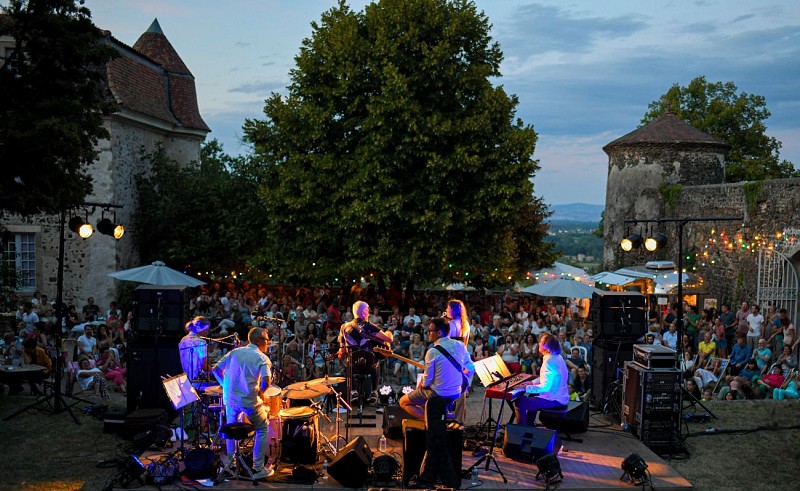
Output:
(3, 209), (97, 424)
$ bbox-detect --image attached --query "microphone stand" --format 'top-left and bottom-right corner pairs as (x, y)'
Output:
(465, 377), (509, 484)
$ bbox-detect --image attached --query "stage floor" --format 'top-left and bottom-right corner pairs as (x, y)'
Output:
(134, 386), (693, 490)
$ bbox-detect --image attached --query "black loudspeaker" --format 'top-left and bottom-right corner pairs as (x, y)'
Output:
(328, 436), (372, 488)
(539, 400), (590, 434)
(134, 285), (191, 335)
(590, 342), (633, 409)
(382, 405), (408, 439)
(402, 419), (462, 488)
(592, 291), (646, 308)
(126, 341), (182, 419)
(502, 425), (561, 462)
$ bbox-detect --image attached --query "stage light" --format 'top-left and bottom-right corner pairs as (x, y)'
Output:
(67, 215), (93, 238)
(97, 217), (125, 239)
(645, 232), (668, 251)
(372, 454), (398, 482)
(378, 385), (396, 404)
(620, 233), (642, 251)
(535, 453), (563, 486)
(121, 454), (147, 487)
(620, 452), (650, 485)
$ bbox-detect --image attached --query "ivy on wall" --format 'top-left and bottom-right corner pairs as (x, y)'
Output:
(742, 181), (763, 217)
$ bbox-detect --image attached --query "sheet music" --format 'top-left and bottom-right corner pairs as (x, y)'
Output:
(162, 372), (201, 410)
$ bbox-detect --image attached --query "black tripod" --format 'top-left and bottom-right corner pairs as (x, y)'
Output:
(465, 378), (510, 483)
(3, 307), (93, 424)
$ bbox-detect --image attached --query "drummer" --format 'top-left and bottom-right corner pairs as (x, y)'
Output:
(212, 327), (275, 480)
(179, 316), (211, 381)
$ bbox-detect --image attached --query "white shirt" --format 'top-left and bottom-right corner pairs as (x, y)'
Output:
(179, 332), (207, 380)
(422, 336), (473, 399)
(663, 330), (678, 349)
(214, 344), (271, 408)
(746, 313), (764, 337)
(524, 353), (570, 405)
(403, 314), (421, 326)
(77, 334), (97, 357)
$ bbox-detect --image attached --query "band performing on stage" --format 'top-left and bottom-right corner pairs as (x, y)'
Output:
(159, 301), (573, 487)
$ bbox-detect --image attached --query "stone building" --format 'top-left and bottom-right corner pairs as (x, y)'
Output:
(603, 112), (800, 320)
(1, 19), (209, 313)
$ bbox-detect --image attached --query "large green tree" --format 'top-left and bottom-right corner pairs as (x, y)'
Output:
(135, 140), (267, 275)
(243, 0), (556, 287)
(0, 0), (117, 215)
(643, 76), (797, 183)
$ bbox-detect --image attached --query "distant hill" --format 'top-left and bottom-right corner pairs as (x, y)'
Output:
(548, 203), (604, 223)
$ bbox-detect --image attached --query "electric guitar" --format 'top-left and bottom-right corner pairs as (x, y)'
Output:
(373, 345), (425, 370)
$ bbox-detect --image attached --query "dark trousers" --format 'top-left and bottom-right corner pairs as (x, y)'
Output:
(515, 395), (567, 426)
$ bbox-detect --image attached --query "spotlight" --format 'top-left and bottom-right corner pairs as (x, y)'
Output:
(68, 215), (93, 238)
(645, 232), (668, 251)
(620, 452), (650, 486)
(378, 384), (396, 404)
(97, 218), (125, 239)
(620, 233), (642, 252)
(535, 453), (563, 487)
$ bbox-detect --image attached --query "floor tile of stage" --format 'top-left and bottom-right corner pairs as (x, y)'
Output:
(131, 387), (693, 490)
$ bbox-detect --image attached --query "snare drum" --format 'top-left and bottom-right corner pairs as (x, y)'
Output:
(201, 384), (223, 405)
(263, 385), (283, 418)
(279, 407), (318, 464)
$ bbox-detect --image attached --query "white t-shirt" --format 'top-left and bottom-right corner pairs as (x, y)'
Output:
(746, 313), (764, 338)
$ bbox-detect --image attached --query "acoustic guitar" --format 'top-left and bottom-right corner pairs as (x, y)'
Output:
(373, 345), (425, 370)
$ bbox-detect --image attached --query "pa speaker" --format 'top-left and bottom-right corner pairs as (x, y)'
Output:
(328, 436), (372, 488)
(382, 405), (408, 439)
(592, 291), (646, 308)
(502, 425), (561, 462)
(539, 400), (590, 434)
(402, 419), (462, 488)
(126, 341), (182, 419)
(134, 285), (190, 335)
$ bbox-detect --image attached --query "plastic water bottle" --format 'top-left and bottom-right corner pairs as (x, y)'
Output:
(321, 459), (328, 479)
(471, 467), (479, 485)
(379, 434), (387, 453)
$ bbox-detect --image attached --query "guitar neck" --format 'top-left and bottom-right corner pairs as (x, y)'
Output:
(374, 347), (425, 370)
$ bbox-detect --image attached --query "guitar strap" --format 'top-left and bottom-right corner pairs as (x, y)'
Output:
(433, 345), (468, 393)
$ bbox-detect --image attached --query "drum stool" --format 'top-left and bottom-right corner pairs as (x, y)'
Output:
(219, 422), (255, 480)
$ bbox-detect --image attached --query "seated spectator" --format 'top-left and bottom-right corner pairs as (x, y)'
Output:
(776, 345), (798, 375)
(98, 346), (127, 395)
(15, 338), (52, 396)
(718, 380), (746, 400)
(684, 377), (702, 400)
(573, 366), (591, 400)
(694, 357), (723, 390)
(519, 334), (538, 374)
(75, 357), (109, 399)
(697, 332), (716, 368)
(497, 334), (519, 373)
(680, 347), (696, 375)
(566, 347), (588, 381)
(753, 364), (785, 398)
(773, 370), (799, 400)
(662, 322), (678, 350)
(753, 338), (772, 372)
(728, 336), (752, 376)
(701, 388), (714, 401)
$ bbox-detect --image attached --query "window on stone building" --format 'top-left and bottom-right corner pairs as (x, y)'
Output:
(2, 232), (36, 291)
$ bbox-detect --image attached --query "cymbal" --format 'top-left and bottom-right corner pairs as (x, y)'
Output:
(203, 385), (222, 396)
(282, 382), (327, 399)
(307, 376), (346, 386)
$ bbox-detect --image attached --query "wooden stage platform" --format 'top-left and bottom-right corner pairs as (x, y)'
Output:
(134, 386), (693, 490)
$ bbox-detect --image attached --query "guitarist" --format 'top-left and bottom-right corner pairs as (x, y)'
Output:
(399, 317), (474, 420)
(339, 301), (392, 402)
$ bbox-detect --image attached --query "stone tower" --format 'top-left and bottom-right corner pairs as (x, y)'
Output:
(602, 112), (729, 268)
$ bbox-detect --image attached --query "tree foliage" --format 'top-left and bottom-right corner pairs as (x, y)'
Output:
(243, 0), (556, 287)
(643, 76), (797, 183)
(0, 0), (118, 215)
(134, 140), (267, 275)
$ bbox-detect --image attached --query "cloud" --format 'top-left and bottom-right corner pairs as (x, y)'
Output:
(234, 41), (251, 48)
(228, 80), (287, 94)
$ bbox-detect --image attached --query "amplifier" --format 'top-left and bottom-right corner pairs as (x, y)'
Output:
(633, 344), (676, 370)
(622, 362), (681, 448)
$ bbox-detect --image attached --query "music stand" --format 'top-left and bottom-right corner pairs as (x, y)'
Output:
(162, 372), (200, 460)
(474, 355), (512, 437)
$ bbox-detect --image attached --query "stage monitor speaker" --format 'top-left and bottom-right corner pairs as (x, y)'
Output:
(402, 419), (462, 488)
(328, 436), (372, 488)
(382, 405), (408, 439)
(126, 341), (182, 420)
(502, 425), (561, 462)
(592, 291), (646, 308)
(590, 342), (633, 410)
(539, 400), (590, 434)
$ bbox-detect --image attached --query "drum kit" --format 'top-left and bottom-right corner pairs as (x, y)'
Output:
(189, 374), (352, 467)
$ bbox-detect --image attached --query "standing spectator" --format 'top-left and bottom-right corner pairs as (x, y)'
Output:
(735, 301), (750, 339)
(712, 317), (728, 358)
(685, 305), (701, 348)
(82, 297), (100, 322)
(745, 305), (765, 352)
(718, 303), (737, 348)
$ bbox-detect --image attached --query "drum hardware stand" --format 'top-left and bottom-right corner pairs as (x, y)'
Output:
(464, 378), (510, 484)
(320, 385), (350, 453)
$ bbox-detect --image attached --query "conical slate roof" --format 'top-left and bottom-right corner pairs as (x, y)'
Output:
(603, 112), (729, 153)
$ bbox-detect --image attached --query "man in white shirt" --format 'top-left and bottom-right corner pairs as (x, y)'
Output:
(746, 305), (764, 351)
(212, 327), (275, 481)
(403, 307), (421, 326)
(77, 325), (98, 360)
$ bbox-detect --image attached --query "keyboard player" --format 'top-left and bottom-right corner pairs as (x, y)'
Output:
(511, 333), (569, 426)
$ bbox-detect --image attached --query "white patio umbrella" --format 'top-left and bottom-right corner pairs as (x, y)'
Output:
(529, 262), (593, 285)
(520, 277), (599, 298)
(107, 260), (206, 287)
